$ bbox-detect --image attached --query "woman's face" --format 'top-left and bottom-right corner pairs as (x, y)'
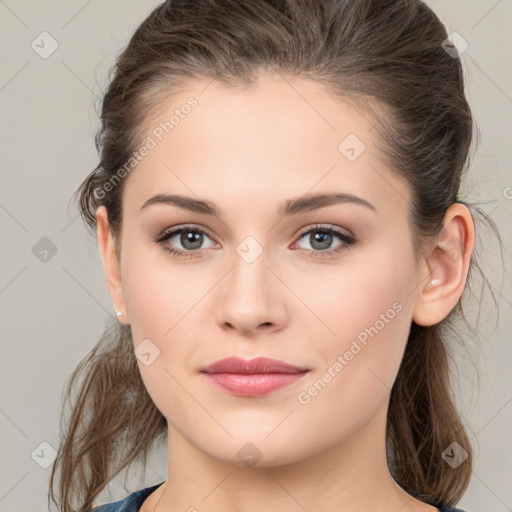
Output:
(103, 74), (425, 466)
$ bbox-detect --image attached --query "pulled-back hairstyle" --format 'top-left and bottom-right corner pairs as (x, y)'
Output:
(48, 1), (504, 510)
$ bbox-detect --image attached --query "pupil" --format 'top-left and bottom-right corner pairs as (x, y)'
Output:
(178, 230), (333, 252)
(312, 231), (331, 250)
(182, 231), (203, 250)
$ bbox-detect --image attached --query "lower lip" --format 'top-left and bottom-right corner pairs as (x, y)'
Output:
(203, 372), (309, 397)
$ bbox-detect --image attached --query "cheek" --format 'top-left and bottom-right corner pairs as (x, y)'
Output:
(123, 259), (199, 421)
(296, 258), (411, 344)
(121, 249), (203, 416)
(293, 263), (413, 442)
(294, 243), (415, 386)
(121, 242), (200, 336)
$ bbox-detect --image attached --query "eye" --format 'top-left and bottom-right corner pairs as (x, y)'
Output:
(155, 225), (217, 259)
(155, 223), (355, 260)
(292, 224), (355, 258)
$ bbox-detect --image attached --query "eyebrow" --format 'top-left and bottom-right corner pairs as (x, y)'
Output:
(139, 192), (377, 216)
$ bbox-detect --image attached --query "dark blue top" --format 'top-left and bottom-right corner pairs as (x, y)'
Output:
(90, 481), (469, 512)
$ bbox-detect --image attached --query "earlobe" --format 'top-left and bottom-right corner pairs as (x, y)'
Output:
(96, 206), (129, 324)
(412, 203), (475, 327)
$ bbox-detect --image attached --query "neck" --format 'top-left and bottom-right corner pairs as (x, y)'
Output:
(145, 400), (435, 512)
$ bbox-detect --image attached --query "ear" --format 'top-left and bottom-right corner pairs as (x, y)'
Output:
(96, 206), (130, 325)
(412, 203), (475, 326)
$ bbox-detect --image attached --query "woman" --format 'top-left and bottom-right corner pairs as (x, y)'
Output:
(48, 0), (502, 511)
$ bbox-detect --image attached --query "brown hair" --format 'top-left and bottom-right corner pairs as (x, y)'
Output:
(48, 0), (504, 510)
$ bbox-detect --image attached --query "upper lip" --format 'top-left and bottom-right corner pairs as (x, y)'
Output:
(201, 357), (309, 374)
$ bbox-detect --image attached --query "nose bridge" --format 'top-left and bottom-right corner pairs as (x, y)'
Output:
(216, 234), (285, 333)
(228, 237), (271, 307)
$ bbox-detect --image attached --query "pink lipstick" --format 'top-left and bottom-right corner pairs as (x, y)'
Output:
(200, 356), (309, 397)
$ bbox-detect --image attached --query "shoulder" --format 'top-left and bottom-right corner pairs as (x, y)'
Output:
(415, 496), (469, 512)
(90, 481), (165, 512)
(437, 504), (469, 512)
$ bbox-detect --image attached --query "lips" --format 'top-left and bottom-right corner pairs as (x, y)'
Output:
(200, 356), (308, 375)
(200, 357), (310, 397)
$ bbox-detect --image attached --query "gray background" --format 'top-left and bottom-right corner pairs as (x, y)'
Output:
(1, 1), (511, 511)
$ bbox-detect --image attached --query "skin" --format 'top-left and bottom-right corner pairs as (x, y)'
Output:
(96, 73), (475, 512)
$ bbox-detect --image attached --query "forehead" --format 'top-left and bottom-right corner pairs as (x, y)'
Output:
(123, 74), (411, 219)
(140, 74), (376, 159)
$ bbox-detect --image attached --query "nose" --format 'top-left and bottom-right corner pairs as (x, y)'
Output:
(215, 250), (287, 337)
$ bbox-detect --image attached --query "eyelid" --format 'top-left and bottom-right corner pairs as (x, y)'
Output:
(157, 223), (353, 244)
(156, 222), (355, 258)
(294, 223), (354, 240)
(156, 223), (217, 242)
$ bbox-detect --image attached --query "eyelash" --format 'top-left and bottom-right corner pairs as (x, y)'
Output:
(155, 223), (355, 260)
